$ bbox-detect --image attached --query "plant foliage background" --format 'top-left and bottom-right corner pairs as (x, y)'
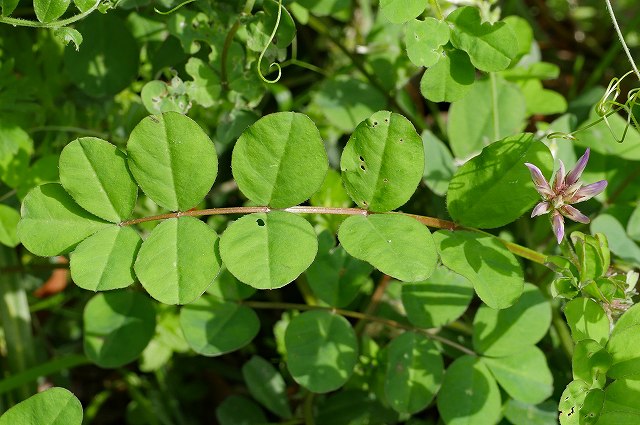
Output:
(1, 0), (640, 424)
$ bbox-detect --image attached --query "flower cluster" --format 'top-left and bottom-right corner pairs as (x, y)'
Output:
(525, 148), (607, 244)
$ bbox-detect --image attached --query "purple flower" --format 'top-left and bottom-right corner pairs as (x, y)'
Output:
(525, 148), (607, 244)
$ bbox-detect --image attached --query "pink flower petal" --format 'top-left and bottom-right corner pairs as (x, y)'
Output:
(568, 180), (608, 203)
(560, 205), (590, 224)
(553, 160), (566, 192)
(524, 163), (554, 198)
(531, 201), (551, 217)
(552, 211), (565, 244)
(566, 148), (590, 186)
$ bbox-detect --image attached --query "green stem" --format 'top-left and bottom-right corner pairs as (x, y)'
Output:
(243, 300), (477, 356)
(306, 15), (425, 132)
(303, 392), (316, 425)
(221, 0), (256, 92)
(429, 0), (444, 20)
(552, 307), (574, 358)
(0, 247), (37, 402)
(0, 0), (100, 28)
(120, 206), (548, 265)
(605, 0), (640, 81)
(0, 355), (89, 396)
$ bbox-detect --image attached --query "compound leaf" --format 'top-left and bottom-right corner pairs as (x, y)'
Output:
(405, 18), (450, 67)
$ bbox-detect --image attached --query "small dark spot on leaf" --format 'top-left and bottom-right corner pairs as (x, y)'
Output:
(384, 118), (389, 123)
(399, 138), (403, 143)
(256, 219), (265, 226)
(359, 155), (364, 161)
(383, 178), (388, 183)
(150, 116), (160, 123)
(373, 121), (378, 126)
(360, 164), (366, 171)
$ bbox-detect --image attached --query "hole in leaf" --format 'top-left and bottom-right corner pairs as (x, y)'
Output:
(373, 121), (378, 126)
(399, 138), (404, 143)
(256, 219), (265, 227)
(384, 118), (389, 123)
(359, 155), (364, 161)
(360, 164), (366, 171)
(383, 178), (388, 183)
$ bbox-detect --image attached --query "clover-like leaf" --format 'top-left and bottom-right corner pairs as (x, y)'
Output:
(338, 214), (437, 282)
(59, 138), (137, 223)
(134, 217), (221, 305)
(447, 6), (518, 72)
(232, 112), (328, 208)
(405, 18), (450, 68)
(220, 212), (318, 289)
(341, 111), (423, 212)
(420, 49), (475, 103)
(0, 387), (82, 425)
(18, 183), (111, 257)
(285, 310), (358, 393)
(127, 112), (218, 211)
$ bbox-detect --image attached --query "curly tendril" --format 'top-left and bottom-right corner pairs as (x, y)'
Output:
(547, 70), (640, 143)
(154, 0), (196, 15)
(257, 0), (283, 84)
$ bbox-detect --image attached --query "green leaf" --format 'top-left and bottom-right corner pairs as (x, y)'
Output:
(216, 395), (268, 425)
(422, 130), (456, 197)
(73, 0), (94, 12)
(70, 226), (141, 291)
(404, 18), (450, 67)
(473, 283), (551, 356)
(448, 76), (526, 159)
(140, 80), (190, 115)
(245, 0), (296, 51)
(232, 112), (328, 208)
(564, 298), (610, 346)
(285, 310), (358, 393)
(294, 0), (349, 17)
(206, 268), (256, 302)
(52, 27), (83, 51)
(434, 230), (524, 309)
(447, 133), (554, 228)
(401, 265), (473, 328)
(134, 217), (221, 305)
(64, 14), (139, 97)
(59, 138), (137, 223)
(340, 111), (423, 212)
(180, 295), (259, 356)
(446, 6), (518, 72)
(482, 346), (553, 404)
(0, 387), (82, 425)
(34, 0), (70, 23)
(503, 16), (533, 62)
(220, 212), (318, 289)
(573, 339), (611, 388)
(379, 0), (426, 24)
(338, 214), (437, 282)
(384, 331), (443, 414)
(504, 400), (558, 425)
(0, 124), (33, 188)
(315, 390), (399, 425)
(420, 49), (475, 103)
(607, 304), (640, 379)
(242, 356), (292, 419)
(83, 291), (156, 368)
(18, 183), (111, 257)
(591, 214), (640, 266)
(312, 77), (387, 133)
(127, 112), (218, 211)
(559, 382), (603, 425)
(437, 355), (501, 425)
(305, 231), (373, 307)
(519, 79), (567, 116)
(185, 57), (220, 108)
(0, 205), (20, 247)
(0, 0), (19, 16)
(597, 379), (640, 425)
